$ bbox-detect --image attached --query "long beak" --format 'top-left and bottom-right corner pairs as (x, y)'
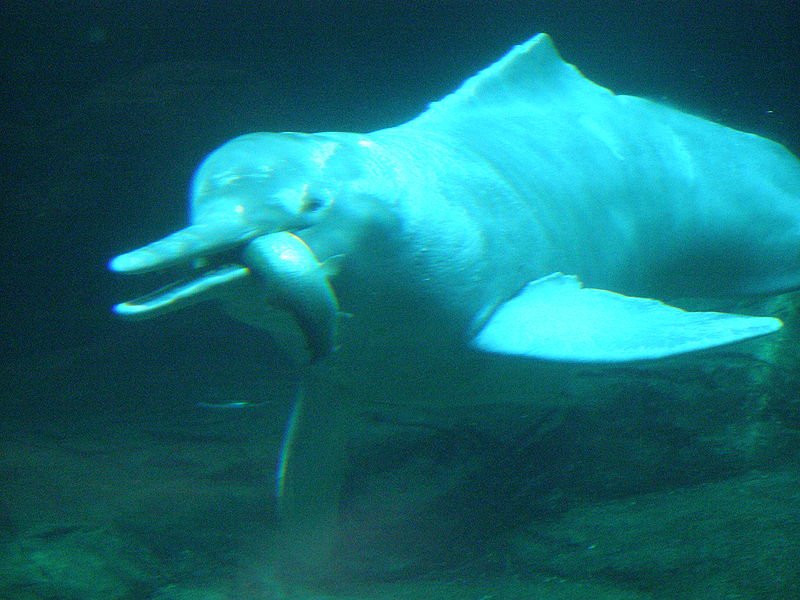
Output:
(111, 264), (251, 320)
(109, 221), (259, 274)
(110, 229), (340, 362)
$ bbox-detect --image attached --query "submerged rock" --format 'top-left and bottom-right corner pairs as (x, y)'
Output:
(0, 523), (156, 600)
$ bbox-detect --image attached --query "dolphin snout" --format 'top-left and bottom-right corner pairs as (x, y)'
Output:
(109, 221), (260, 274)
(110, 228), (339, 362)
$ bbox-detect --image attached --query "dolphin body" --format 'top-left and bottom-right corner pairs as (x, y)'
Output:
(109, 34), (799, 576)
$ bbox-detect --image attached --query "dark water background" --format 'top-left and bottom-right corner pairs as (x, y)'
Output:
(3, 1), (800, 364)
(2, 2), (800, 598)
(2, 1), (800, 364)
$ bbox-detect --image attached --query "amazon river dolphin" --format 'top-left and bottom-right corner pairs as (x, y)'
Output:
(109, 34), (799, 578)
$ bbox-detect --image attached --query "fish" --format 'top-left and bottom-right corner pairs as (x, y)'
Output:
(195, 401), (272, 409)
(108, 33), (799, 578)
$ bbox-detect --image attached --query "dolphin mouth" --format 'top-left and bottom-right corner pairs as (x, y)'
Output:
(110, 232), (340, 362)
(112, 261), (252, 320)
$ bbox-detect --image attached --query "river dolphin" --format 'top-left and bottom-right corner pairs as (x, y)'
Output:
(109, 34), (798, 577)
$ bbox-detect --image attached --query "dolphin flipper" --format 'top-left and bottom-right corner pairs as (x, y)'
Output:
(472, 273), (782, 362)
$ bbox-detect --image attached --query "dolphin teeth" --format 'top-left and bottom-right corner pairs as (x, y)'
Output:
(113, 264), (250, 319)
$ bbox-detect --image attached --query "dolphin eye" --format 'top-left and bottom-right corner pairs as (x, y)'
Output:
(301, 195), (325, 213)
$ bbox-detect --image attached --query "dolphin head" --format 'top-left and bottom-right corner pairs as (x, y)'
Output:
(108, 132), (363, 361)
(110, 132), (350, 274)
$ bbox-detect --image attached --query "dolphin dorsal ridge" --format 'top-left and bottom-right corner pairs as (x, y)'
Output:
(412, 33), (612, 129)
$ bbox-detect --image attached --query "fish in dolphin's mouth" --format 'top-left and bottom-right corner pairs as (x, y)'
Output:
(109, 231), (340, 362)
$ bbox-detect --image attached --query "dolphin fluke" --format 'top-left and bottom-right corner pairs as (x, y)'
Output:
(109, 221), (260, 274)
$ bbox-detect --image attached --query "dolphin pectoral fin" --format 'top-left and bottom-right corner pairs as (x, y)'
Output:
(273, 383), (353, 579)
(472, 273), (783, 363)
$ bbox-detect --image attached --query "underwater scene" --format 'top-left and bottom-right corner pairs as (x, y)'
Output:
(2, 2), (800, 599)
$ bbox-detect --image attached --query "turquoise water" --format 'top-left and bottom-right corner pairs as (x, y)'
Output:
(2, 3), (799, 598)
